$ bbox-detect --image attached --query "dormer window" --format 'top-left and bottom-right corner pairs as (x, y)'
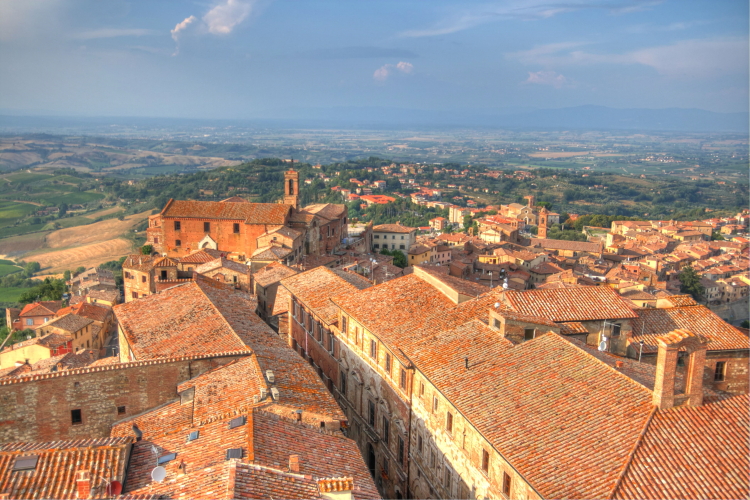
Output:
(524, 328), (535, 341)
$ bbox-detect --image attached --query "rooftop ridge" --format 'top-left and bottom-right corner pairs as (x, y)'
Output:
(0, 350), (253, 386)
(607, 406), (658, 500)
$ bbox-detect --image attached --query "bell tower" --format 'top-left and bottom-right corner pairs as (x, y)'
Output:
(538, 206), (548, 239)
(284, 168), (299, 210)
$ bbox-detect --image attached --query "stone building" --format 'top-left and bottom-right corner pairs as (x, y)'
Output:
(373, 223), (417, 252)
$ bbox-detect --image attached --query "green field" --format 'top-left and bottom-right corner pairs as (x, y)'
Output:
(0, 200), (39, 227)
(0, 287), (27, 303)
(35, 191), (105, 205)
(0, 264), (21, 277)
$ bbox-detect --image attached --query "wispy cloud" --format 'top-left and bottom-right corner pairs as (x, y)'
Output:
(170, 0), (265, 55)
(508, 37), (748, 78)
(399, 0), (662, 38)
(524, 70), (568, 88)
(72, 28), (158, 40)
(625, 20), (710, 34)
(299, 46), (418, 60)
(373, 61), (414, 82)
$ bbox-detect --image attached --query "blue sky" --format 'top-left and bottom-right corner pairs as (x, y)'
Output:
(0, 0), (747, 118)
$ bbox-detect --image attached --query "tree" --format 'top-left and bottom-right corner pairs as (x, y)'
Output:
(75, 266), (86, 275)
(18, 278), (66, 304)
(391, 250), (407, 268)
(141, 244), (153, 255)
(678, 265), (704, 302)
(463, 214), (473, 230)
(63, 270), (71, 281)
(711, 232), (725, 241)
(23, 262), (41, 276)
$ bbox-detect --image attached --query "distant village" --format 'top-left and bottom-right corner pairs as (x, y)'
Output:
(0, 169), (747, 499)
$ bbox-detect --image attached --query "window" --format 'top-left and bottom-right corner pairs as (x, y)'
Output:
(327, 331), (334, 352)
(417, 434), (423, 455)
(226, 448), (243, 460)
(611, 323), (622, 337)
(125, 272), (131, 279)
(204, 222), (210, 232)
(374, 235), (380, 239)
(174, 221), (181, 230)
(368, 400), (376, 427)
(446, 412), (453, 433)
(175, 239), (181, 247)
(382, 416), (390, 443)
(430, 449), (436, 468)
(481, 449), (490, 474)
(131, 291), (138, 299)
(385, 353), (392, 374)
(400, 235), (404, 240)
(400, 244), (405, 250)
(233, 223), (240, 233)
(13, 456), (39, 471)
(341, 315), (347, 334)
(71, 409), (82, 425)
(524, 328), (535, 341)
(398, 436), (405, 465)
(445, 466), (452, 490)
(420, 381), (425, 398)
(383, 457), (390, 478)
(374, 244), (380, 249)
(340, 372), (347, 395)
(370, 339), (377, 359)
(432, 395), (439, 413)
(715, 361), (726, 382)
(502, 472), (512, 497)
(26, 319), (33, 326)
(392, 235), (396, 239)
(141, 275), (146, 283)
(400, 368), (407, 389)
(154, 237), (159, 244)
(493, 318), (501, 329)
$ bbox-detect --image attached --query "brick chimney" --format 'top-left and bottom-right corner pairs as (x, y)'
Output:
(652, 329), (708, 410)
(317, 477), (355, 500)
(289, 454), (300, 473)
(76, 470), (91, 499)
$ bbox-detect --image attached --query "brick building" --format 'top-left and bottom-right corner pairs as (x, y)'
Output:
(146, 170), (348, 263)
(6, 301), (62, 332)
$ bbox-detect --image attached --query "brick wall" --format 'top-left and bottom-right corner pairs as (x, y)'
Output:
(158, 218), (274, 258)
(0, 354), (245, 444)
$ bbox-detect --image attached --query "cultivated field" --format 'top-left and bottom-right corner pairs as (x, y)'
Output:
(44, 211), (149, 249)
(29, 238), (134, 273)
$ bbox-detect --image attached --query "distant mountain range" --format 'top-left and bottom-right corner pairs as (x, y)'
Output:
(1, 105), (747, 133)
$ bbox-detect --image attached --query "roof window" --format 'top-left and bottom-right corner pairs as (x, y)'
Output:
(187, 430), (200, 442)
(226, 448), (243, 460)
(13, 455), (39, 471)
(157, 453), (176, 465)
(229, 416), (246, 429)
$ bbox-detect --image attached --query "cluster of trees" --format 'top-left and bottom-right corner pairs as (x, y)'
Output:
(379, 248), (407, 268)
(18, 277), (66, 304)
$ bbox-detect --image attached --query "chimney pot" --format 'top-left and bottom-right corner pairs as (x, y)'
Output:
(76, 470), (91, 499)
(615, 360), (624, 369)
(289, 454), (300, 473)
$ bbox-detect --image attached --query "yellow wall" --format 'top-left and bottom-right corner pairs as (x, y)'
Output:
(0, 344), (52, 369)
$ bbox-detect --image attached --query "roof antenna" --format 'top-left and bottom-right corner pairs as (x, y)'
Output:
(465, 357), (469, 370)
(132, 424), (143, 441)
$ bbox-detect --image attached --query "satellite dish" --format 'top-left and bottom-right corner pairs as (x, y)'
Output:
(598, 340), (607, 352)
(494, 302), (500, 309)
(152, 466), (167, 483)
(107, 481), (123, 496)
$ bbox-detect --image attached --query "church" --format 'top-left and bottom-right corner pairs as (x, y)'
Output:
(145, 170), (348, 266)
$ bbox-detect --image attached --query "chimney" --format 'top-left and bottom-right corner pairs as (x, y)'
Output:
(76, 470), (91, 499)
(615, 360), (624, 369)
(652, 329), (708, 410)
(289, 454), (300, 473)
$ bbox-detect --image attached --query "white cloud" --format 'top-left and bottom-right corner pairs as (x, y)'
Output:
(525, 70), (568, 88)
(508, 38), (748, 79)
(170, 15), (197, 55)
(72, 29), (157, 40)
(373, 61), (414, 82)
(399, 0), (660, 38)
(203, 0), (253, 35)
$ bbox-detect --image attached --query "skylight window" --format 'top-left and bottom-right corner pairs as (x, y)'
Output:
(157, 453), (177, 465)
(226, 448), (243, 460)
(13, 455), (39, 471)
(229, 416), (246, 429)
(187, 430), (199, 442)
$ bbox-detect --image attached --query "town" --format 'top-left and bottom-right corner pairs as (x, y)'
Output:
(0, 169), (747, 499)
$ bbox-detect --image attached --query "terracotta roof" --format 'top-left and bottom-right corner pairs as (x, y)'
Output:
(414, 265), (490, 298)
(153, 256), (178, 267)
(195, 257), (250, 276)
(620, 290), (657, 300)
(530, 262), (565, 275)
(253, 262), (298, 288)
(271, 285), (292, 316)
(122, 254), (156, 272)
(179, 248), (223, 264)
(502, 287), (638, 322)
(557, 321), (589, 334)
(161, 199), (291, 224)
(18, 301), (62, 317)
(300, 203), (347, 221)
(614, 394), (749, 500)
(42, 313), (93, 333)
(660, 294), (699, 307)
(373, 223), (416, 233)
(630, 306), (749, 353)
(251, 246), (293, 260)
(1, 332), (71, 353)
(528, 238), (602, 253)
(281, 267), (372, 326)
(0, 437), (132, 499)
(58, 302), (111, 324)
(114, 276), (267, 359)
(410, 329), (654, 499)
(87, 289), (119, 303)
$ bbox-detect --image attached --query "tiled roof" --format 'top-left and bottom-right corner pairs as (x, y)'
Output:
(86, 289), (119, 303)
(281, 267), (372, 326)
(115, 408), (376, 500)
(528, 238), (602, 253)
(630, 306), (749, 353)
(195, 257), (250, 276)
(161, 199), (292, 224)
(264, 225), (303, 240)
(1, 332), (71, 354)
(414, 265), (490, 299)
(373, 223), (416, 233)
(67, 302), (112, 323)
(179, 248), (223, 264)
(502, 287), (638, 322)
(614, 394), (749, 500)
(558, 321), (589, 334)
(620, 289), (657, 300)
(153, 256), (178, 267)
(271, 285), (291, 316)
(410, 329), (654, 499)
(18, 301), (62, 317)
(251, 246), (293, 260)
(300, 203), (346, 221)
(253, 262), (298, 288)
(114, 276), (265, 359)
(122, 254), (156, 272)
(660, 294), (698, 307)
(42, 313), (93, 333)
(0, 437), (132, 499)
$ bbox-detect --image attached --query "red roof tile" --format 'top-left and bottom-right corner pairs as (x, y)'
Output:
(162, 199), (292, 224)
(502, 287), (638, 322)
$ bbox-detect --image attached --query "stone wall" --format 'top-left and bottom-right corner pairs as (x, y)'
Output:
(0, 353), (245, 444)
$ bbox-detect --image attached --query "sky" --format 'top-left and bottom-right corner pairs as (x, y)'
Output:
(0, 0), (747, 119)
